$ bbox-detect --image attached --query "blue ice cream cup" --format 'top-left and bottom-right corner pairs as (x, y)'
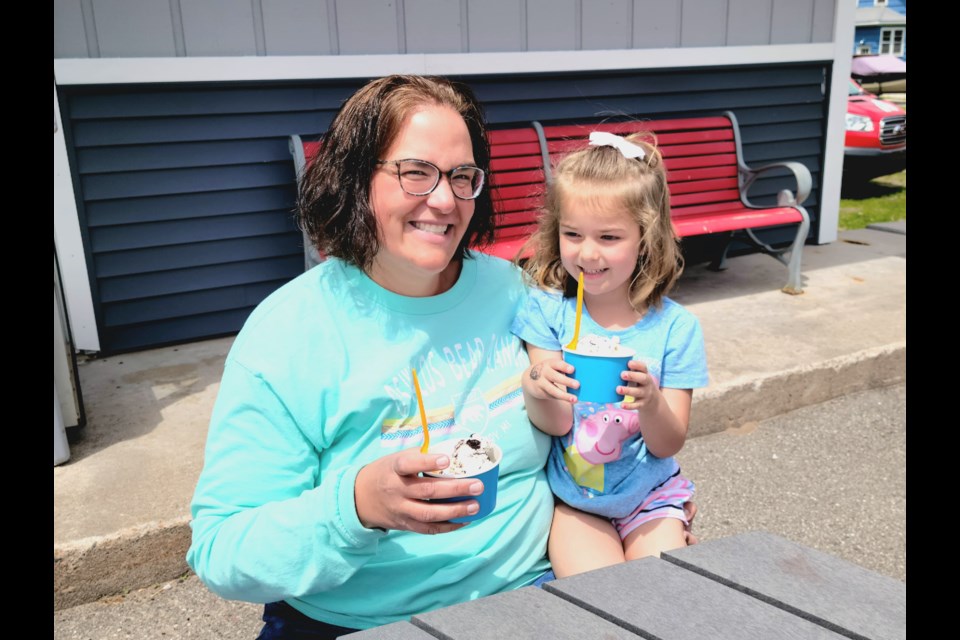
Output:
(563, 345), (636, 404)
(424, 437), (502, 523)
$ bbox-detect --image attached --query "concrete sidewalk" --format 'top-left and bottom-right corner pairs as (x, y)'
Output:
(53, 222), (906, 611)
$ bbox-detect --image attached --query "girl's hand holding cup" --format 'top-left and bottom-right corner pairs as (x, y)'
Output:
(618, 359), (662, 413)
(525, 358), (579, 404)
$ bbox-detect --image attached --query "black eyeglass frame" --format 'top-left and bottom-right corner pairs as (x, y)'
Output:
(376, 159), (486, 200)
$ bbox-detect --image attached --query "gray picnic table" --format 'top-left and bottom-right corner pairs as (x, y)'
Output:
(340, 531), (905, 640)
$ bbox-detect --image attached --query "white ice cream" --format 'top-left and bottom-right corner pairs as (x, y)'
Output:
(433, 434), (499, 477)
(571, 334), (634, 357)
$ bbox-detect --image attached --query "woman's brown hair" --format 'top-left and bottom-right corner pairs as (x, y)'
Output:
(297, 75), (496, 270)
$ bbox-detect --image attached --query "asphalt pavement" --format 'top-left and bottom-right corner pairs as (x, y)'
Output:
(52, 383), (906, 639)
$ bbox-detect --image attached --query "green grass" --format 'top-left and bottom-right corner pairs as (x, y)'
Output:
(838, 170), (906, 230)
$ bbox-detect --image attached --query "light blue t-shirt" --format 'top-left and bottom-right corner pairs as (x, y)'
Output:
(187, 254), (553, 629)
(511, 287), (708, 518)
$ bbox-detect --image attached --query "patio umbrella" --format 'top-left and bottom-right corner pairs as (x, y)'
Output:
(851, 55), (906, 79)
(851, 55), (906, 95)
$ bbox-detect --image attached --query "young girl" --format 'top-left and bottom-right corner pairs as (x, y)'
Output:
(511, 131), (709, 578)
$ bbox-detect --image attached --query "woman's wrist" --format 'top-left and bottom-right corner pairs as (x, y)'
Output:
(354, 463), (385, 531)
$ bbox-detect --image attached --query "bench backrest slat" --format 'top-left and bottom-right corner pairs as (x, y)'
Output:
(493, 183), (542, 200)
(669, 177), (740, 196)
(489, 140), (544, 159)
(493, 223), (538, 241)
(669, 200), (745, 217)
(671, 189), (745, 210)
(497, 196), (542, 214)
(489, 156), (547, 174)
(487, 128), (542, 145)
(666, 165), (738, 184)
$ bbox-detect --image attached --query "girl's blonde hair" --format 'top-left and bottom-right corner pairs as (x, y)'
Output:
(518, 131), (683, 311)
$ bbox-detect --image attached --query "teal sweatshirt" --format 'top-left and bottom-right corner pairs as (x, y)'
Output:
(187, 254), (553, 629)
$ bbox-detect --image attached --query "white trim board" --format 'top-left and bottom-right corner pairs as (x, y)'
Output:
(54, 44), (836, 85)
(54, 81), (99, 352)
(817, 0), (857, 245)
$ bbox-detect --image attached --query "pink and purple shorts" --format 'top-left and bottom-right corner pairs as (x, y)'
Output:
(612, 473), (695, 540)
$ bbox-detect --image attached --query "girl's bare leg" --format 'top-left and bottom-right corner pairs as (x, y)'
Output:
(623, 517), (687, 561)
(548, 503), (625, 578)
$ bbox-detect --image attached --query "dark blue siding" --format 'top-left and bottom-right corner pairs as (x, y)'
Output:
(61, 62), (828, 353)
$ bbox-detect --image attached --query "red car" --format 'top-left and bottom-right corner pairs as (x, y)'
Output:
(844, 78), (906, 178)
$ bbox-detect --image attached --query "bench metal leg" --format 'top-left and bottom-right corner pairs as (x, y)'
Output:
(707, 237), (732, 272)
(739, 204), (810, 295)
(780, 207), (810, 295)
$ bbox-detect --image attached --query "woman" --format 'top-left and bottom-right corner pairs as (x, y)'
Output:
(186, 75), (555, 636)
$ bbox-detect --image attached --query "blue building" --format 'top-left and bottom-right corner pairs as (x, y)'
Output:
(55, 0), (861, 355)
(854, 0), (906, 60)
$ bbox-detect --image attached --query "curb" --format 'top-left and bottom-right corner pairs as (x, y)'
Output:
(689, 342), (906, 439)
(54, 517), (192, 612)
(867, 221), (906, 236)
(53, 342), (906, 611)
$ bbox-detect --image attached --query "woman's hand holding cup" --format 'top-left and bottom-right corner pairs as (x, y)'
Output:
(354, 449), (484, 534)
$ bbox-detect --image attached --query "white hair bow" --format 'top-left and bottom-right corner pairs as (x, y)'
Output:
(588, 131), (646, 160)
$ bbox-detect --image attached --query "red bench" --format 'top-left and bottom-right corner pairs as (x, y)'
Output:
(290, 111), (810, 293)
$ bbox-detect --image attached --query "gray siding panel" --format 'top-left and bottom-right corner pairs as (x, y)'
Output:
(54, 0), (92, 58)
(527, 0), (577, 50)
(468, 0), (524, 51)
(633, 0), (681, 48)
(67, 86), (349, 118)
(98, 256), (302, 304)
(680, 0), (728, 46)
(473, 65), (824, 109)
(77, 139), (294, 173)
(57, 0), (832, 58)
(727, 0), (772, 46)
(95, 235), (301, 278)
(582, 0), (632, 50)
(101, 307), (264, 352)
(103, 281), (286, 326)
(181, 0), (258, 56)
(81, 162), (294, 200)
(89, 210), (297, 253)
(811, 0), (834, 42)
(92, 0), (177, 57)
(84, 187), (295, 226)
(481, 85), (822, 125)
(770, 0), (813, 44)
(336, 0), (400, 53)
(405, 0), (464, 53)
(262, 0), (336, 55)
(63, 62), (826, 353)
(71, 111), (332, 146)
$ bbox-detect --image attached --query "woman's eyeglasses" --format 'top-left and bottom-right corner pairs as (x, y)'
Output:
(377, 159), (485, 200)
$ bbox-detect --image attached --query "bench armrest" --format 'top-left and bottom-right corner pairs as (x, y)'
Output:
(288, 134), (307, 180)
(740, 161), (812, 207)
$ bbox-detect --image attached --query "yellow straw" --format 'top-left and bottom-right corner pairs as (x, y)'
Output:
(564, 272), (584, 350)
(412, 368), (430, 454)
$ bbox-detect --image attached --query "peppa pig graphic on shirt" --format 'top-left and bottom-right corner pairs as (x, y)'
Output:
(574, 405), (641, 464)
